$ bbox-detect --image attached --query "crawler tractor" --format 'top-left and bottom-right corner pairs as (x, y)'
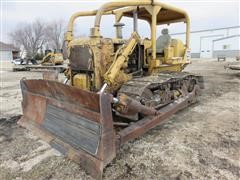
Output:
(18, 1), (204, 179)
(41, 50), (64, 66)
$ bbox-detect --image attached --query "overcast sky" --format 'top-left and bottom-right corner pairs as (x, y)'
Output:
(1, 0), (239, 43)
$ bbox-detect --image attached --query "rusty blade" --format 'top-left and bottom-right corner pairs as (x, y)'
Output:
(18, 79), (116, 179)
(20, 79), (100, 112)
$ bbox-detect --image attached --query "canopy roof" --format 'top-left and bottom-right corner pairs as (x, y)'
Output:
(120, 6), (186, 25)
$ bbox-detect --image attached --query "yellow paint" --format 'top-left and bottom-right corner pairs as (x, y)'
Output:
(72, 74), (90, 90)
(41, 52), (64, 65)
(65, 1), (191, 92)
(104, 32), (141, 86)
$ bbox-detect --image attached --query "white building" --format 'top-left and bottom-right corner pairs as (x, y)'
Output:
(213, 35), (240, 58)
(171, 26), (240, 58)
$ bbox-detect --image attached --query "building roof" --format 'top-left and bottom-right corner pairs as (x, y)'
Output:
(171, 26), (240, 35)
(0, 41), (19, 51)
(213, 34), (240, 42)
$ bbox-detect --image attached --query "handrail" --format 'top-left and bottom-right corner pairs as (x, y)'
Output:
(65, 10), (114, 41)
(66, 1), (190, 48)
(94, 1), (151, 27)
(93, 0), (190, 47)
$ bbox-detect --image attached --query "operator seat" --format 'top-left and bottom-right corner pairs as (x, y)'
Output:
(156, 28), (171, 53)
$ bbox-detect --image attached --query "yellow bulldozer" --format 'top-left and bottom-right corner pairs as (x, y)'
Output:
(18, 1), (204, 179)
(41, 50), (64, 66)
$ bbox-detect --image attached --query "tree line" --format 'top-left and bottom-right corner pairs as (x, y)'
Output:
(9, 19), (65, 59)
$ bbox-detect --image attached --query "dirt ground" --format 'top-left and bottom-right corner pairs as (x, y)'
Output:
(0, 59), (239, 180)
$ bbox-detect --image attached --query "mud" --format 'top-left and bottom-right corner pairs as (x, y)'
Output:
(0, 59), (239, 179)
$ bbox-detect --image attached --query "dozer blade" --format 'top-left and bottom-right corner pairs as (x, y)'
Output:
(18, 78), (202, 179)
(18, 79), (116, 179)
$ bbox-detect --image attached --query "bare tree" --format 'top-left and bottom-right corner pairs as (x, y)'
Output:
(10, 19), (45, 59)
(45, 20), (65, 51)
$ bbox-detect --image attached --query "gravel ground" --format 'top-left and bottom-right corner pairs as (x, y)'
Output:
(0, 59), (239, 180)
